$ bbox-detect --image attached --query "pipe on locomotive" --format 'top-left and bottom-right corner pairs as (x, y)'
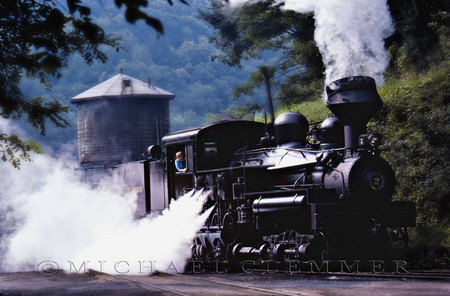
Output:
(325, 76), (383, 153)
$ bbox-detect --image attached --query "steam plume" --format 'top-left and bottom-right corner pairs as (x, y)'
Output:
(0, 121), (211, 275)
(228, 0), (395, 86)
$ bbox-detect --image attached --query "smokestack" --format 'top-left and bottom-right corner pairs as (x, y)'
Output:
(325, 76), (382, 152)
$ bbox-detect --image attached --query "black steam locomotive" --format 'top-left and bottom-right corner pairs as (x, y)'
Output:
(115, 76), (415, 263)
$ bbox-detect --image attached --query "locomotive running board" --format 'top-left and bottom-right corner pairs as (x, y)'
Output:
(267, 159), (317, 170)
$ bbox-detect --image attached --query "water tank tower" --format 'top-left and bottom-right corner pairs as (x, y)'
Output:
(70, 72), (175, 173)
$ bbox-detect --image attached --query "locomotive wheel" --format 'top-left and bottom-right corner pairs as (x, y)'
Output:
(213, 239), (225, 261)
(306, 233), (328, 263)
(195, 244), (207, 259)
(191, 244), (198, 260)
(231, 243), (243, 259)
(273, 243), (286, 262)
(221, 213), (236, 243)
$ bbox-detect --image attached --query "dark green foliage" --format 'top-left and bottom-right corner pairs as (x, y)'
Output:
(376, 1), (450, 251)
(114, 0), (187, 33)
(386, 0), (449, 76)
(408, 244), (450, 269)
(276, 98), (331, 124)
(221, 103), (264, 121)
(0, 133), (42, 168)
(233, 67), (273, 99)
(372, 65), (450, 252)
(0, 0), (184, 167)
(199, 0), (324, 106)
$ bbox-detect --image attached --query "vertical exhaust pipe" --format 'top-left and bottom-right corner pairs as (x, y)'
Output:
(325, 76), (383, 154)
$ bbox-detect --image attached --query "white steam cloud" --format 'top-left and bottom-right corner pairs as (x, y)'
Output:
(0, 121), (211, 275)
(228, 0), (395, 86)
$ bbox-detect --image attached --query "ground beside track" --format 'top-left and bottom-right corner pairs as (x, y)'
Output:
(0, 271), (449, 296)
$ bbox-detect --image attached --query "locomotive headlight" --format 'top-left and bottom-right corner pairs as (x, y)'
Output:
(368, 133), (382, 148)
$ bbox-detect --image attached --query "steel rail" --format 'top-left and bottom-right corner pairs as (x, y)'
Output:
(90, 270), (298, 295)
(244, 268), (450, 281)
(177, 273), (299, 296)
(89, 270), (189, 296)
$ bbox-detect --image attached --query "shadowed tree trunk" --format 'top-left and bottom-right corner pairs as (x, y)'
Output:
(260, 66), (275, 124)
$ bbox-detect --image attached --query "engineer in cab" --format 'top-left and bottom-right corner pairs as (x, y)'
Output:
(175, 151), (186, 172)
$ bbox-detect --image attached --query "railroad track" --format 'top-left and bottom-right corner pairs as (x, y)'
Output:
(89, 268), (449, 296)
(90, 270), (298, 295)
(185, 261), (450, 281)
(217, 268), (450, 281)
(256, 270), (450, 281)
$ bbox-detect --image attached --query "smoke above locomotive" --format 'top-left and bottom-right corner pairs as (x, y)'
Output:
(229, 0), (395, 86)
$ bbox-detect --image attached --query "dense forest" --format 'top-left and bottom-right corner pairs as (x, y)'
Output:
(10, 0), (265, 153)
(200, 0), (449, 267)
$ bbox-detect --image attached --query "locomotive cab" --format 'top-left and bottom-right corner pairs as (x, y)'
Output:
(161, 120), (268, 199)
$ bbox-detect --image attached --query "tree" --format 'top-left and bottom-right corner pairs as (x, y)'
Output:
(378, 1), (449, 258)
(0, 0), (186, 167)
(199, 0), (324, 112)
(232, 66), (275, 123)
(200, 0), (449, 108)
(386, 0), (449, 76)
(371, 66), (450, 266)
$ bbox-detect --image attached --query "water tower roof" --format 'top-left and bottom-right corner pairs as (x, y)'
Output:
(70, 73), (175, 103)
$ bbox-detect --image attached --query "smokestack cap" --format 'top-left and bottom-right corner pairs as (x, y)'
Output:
(326, 76), (383, 125)
(326, 76), (378, 98)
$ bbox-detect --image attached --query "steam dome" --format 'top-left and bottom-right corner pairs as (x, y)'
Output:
(274, 112), (309, 146)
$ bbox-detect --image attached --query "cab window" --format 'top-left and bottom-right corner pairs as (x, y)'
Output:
(204, 142), (218, 158)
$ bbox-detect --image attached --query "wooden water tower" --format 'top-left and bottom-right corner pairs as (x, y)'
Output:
(70, 72), (175, 173)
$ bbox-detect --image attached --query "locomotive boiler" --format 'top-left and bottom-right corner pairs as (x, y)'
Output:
(114, 76), (415, 263)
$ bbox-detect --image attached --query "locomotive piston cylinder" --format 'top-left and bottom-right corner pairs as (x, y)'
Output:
(252, 194), (305, 213)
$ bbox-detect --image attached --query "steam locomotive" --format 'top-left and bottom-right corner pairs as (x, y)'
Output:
(115, 76), (415, 263)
